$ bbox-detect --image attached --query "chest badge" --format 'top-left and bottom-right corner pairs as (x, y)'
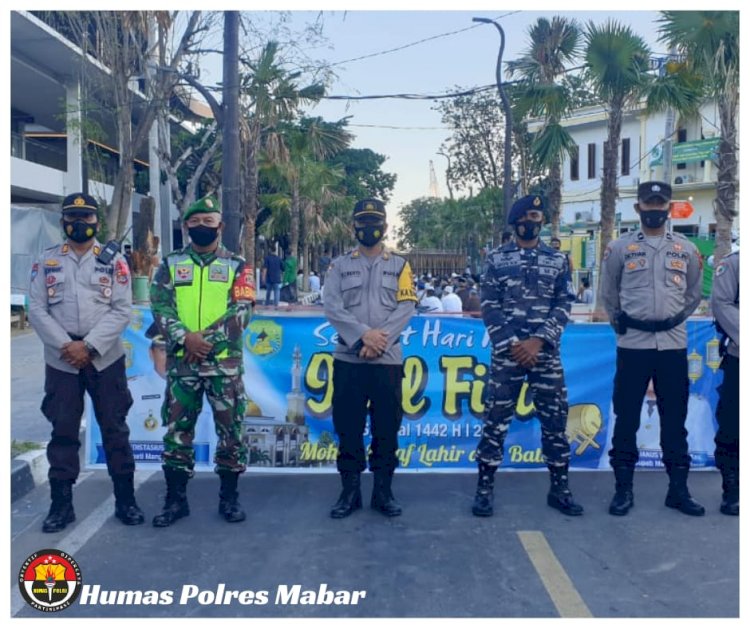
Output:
(209, 264), (229, 282)
(175, 264), (194, 284)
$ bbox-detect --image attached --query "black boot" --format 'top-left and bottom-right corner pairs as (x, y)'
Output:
(472, 463), (496, 517)
(719, 467), (739, 516)
(609, 466), (635, 516)
(547, 464), (584, 516)
(330, 472), (362, 519)
(152, 468), (190, 527)
(665, 464), (705, 516)
(371, 470), (402, 517)
(218, 471), (246, 523)
(42, 479), (75, 533)
(112, 473), (145, 525)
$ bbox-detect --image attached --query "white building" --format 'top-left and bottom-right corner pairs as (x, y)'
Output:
(530, 99), (731, 240)
(10, 11), (208, 295)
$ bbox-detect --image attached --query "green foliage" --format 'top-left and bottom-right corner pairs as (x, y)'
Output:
(329, 148), (397, 202)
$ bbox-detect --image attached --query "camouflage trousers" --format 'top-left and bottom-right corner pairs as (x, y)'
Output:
(476, 349), (570, 468)
(161, 374), (248, 475)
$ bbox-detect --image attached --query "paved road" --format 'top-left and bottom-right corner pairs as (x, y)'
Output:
(9, 330), (739, 619)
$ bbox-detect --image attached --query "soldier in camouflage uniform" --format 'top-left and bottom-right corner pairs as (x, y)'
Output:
(150, 196), (255, 526)
(473, 195), (582, 517)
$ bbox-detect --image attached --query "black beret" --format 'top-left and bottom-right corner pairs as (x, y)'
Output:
(62, 193), (98, 213)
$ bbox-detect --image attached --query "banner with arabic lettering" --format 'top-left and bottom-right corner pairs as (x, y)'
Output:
(85, 309), (722, 471)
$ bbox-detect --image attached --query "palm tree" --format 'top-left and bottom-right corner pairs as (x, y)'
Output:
(240, 41), (324, 264)
(507, 16), (582, 237)
(657, 11), (739, 261)
(583, 20), (651, 266)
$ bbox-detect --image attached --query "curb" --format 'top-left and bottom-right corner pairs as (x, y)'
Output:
(11, 447), (48, 502)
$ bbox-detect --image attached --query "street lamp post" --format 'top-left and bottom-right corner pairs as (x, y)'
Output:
(473, 17), (514, 245)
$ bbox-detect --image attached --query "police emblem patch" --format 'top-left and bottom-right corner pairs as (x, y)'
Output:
(715, 262), (727, 277)
(31, 263), (39, 281)
(175, 264), (193, 283)
(102, 287), (112, 298)
(47, 287), (56, 298)
(209, 264), (229, 282)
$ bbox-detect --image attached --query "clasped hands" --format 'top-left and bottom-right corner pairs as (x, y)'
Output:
(359, 329), (388, 360)
(60, 341), (91, 369)
(510, 337), (544, 368)
(184, 331), (214, 364)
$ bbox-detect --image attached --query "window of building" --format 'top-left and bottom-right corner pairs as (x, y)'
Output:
(570, 146), (579, 181)
(676, 128), (687, 170)
(621, 138), (631, 176)
(587, 143), (597, 179)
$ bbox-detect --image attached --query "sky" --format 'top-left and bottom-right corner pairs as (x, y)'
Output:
(198, 8), (668, 229)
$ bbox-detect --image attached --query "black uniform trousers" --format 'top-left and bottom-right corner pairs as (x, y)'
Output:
(332, 359), (404, 474)
(41, 356), (135, 481)
(609, 347), (691, 468)
(714, 354), (739, 470)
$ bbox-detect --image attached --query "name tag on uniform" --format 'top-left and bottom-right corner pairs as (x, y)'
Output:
(175, 264), (194, 284)
(209, 264), (229, 282)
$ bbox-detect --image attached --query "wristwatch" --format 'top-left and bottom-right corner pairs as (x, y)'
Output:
(83, 340), (98, 357)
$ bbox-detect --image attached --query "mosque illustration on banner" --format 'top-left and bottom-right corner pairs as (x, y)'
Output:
(242, 345), (310, 467)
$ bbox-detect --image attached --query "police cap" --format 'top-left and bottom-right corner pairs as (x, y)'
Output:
(352, 198), (387, 223)
(62, 193), (98, 214)
(508, 195), (546, 225)
(183, 195), (221, 221)
(638, 181), (672, 203)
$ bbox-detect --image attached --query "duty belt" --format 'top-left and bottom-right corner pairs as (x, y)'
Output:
(616, 312), (683, 334)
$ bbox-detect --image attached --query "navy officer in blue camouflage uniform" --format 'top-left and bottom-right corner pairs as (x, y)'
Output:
(323, 198), (417, 519)
(473, 194), (582, 517)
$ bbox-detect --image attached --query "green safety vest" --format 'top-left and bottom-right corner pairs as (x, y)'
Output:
(168, 253), (241, 359)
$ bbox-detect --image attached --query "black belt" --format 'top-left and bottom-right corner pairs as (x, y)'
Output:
(68, 334), (84, 341)
(616, 312), (684, 335)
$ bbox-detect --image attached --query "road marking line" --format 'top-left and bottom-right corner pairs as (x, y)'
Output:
(11, 469), (157, 617)
(517, 530), (593, 618)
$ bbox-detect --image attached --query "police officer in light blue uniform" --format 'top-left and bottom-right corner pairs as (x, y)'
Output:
(323, 198), (417, 519)
(600, 181), (704, 517)
(473, 194), (582, 517)
(28, 192), (144, 532)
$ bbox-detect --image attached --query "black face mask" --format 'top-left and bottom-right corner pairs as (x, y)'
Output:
(514, 220), (542, 241)
(64, 219), (97, 243)
(188, 225), (219, 247)
(355, 224), (385, 247)
(640, 210), (669, 229)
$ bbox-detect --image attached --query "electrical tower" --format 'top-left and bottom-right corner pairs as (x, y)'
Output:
(428, 160), (440, 198)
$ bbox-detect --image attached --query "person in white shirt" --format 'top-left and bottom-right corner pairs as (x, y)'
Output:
(308, 271), (321, 292)
(441, 285), (463, 313)
(420, 287), (443, 312)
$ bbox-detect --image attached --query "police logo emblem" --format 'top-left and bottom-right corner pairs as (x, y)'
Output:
(175, 264), (193, 284)
(205, 198), (214, 209)
(533, 196), (541, 207)
(102, 287), (112, 298)
(47, 288), (56, 297)
(673, 243), (683, 252)
(651, 184), (661, 192)
(31, 263), (39, 281)
(715, 262), (727, 277)
(209, 265), (229, 282)
(18, 548), (82, 612)
(672, 274), (682, 284)
(46, 275), (57, 286)
(626, 261), (637, 270)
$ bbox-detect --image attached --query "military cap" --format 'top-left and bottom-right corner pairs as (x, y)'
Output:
(62, 192), (98, 214)
(352, 198), (387, 222)
(145, 321), (166, 348)
(183, 195), (221, 221)
(508, 194), (546, 225)
(638, 180), (672, 203)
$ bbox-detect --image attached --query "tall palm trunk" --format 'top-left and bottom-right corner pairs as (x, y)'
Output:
(548, 159), (563, 237)
(598, 99), (623, 290)
(714, 93), (738, 262)
(290, 183), (301, 261)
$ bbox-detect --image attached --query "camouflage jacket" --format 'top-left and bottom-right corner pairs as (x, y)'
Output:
(481, 241), (575, 353)
(150, 244), (255, 377)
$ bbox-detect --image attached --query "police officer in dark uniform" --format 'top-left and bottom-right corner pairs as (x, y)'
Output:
(473, 195), (582, 517)
(711, 251), (739, 515)
(323, 198), (417, 518)
(28, 193), (144, 532)
(600, 181), (704, 516)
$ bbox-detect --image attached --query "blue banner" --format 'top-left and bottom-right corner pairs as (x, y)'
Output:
(86, 309), (722, 471)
